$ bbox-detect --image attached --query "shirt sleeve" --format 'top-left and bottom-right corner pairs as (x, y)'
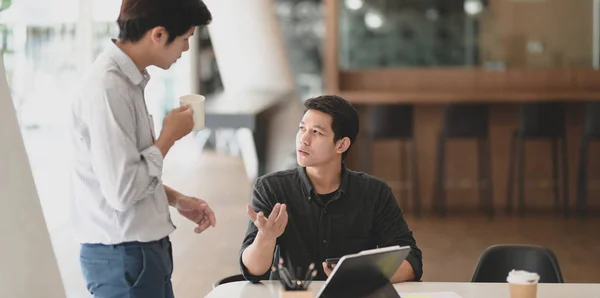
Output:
(239, 178), (276, 282)
(374, 183), (423, 281)
(86, 73), (163, 212)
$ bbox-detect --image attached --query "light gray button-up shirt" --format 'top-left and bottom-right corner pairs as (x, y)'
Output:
(69, 41), (174, 245)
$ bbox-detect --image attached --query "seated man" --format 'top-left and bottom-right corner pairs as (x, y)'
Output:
(239, 95), (423, 283)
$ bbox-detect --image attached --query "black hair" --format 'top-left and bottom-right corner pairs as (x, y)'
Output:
(117, 0), (212, 44)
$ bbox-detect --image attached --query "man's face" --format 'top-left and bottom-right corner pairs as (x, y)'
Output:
(296, 109), (347, 167)
(151, 27), (194, 69)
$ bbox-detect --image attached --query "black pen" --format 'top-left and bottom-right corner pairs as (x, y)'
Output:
(303, 270), (317, 289)
(276, 265), (294, 289)
(302, 263), (315, 282)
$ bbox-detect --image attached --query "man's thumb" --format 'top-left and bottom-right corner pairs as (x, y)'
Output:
(246, 205), (257, 221)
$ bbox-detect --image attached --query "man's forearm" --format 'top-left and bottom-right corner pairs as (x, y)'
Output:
(164, 185), (182, 207)
(241, 232), (277, 276)
(390, 260), (416, 283)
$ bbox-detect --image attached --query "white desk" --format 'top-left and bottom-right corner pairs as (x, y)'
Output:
(205, 281), (600, 298)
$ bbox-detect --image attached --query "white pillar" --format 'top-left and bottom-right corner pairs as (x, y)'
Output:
(77, 0), (94, 72)
(0, 56), (65, 297)
(203, 0), (295, 92)
(189, 32), (200, 94)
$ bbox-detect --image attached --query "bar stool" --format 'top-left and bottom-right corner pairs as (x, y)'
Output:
(363, 104), (421, 217)
(576, 102), (600, 218)
(432, 103), (493, 217)
(506, 102), (568, 217)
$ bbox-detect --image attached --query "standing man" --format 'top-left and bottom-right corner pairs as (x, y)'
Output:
(69, 1), (215, 297)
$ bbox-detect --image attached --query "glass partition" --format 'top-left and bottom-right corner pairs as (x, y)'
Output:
(338, 0), (596, 70)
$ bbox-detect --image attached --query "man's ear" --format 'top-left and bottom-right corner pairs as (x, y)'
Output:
(149, 26), (167, 44)
(335, 137), (351, 155)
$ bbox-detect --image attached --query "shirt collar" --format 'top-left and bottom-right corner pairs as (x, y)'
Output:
(297, 163), (350, 199)
(106, 39), (151, 88)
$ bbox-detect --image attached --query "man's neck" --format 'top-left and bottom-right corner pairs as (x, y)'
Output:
(114, 40), (150, 72)
(305, 161), (342, 195)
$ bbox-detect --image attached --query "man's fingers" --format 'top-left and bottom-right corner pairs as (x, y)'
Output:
(281, 211), (288, 228)
(193, 212), (205, 224)
(197, 219), (211, 232)
(176, 105), (190, 112)
(207, 207), (217, 227)
(268, 203), (281, 222)
(275, 204), (287, 222)
(275, 206), (288, 232)
(256, 212), (268, 227)
(200, 203), (216, 227)
(246, 205), (257, 221)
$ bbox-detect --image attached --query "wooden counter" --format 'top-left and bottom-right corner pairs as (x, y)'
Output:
(339, 91), (600, 104)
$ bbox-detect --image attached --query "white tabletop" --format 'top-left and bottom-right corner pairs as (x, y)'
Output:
(205, 281), (600, 298)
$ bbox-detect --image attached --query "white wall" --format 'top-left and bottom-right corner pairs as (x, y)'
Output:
(0, 56), (65, 297)
(204, 0), (295, 92)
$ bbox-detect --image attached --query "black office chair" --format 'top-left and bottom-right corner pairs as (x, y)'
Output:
(506, 102), (568, 217)
(212, 274), (246, 289)
(432, 103), (493, 217)
(363, 104), (421, 217)
(471, 244), (564, 283)
(577, 102), (600, 218)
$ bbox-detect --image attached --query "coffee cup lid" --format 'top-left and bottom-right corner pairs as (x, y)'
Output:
(507, 270), (540, 284)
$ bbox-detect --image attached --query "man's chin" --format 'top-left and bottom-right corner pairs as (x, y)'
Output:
(155, 63), (174, 70)
(296, 158), (310, 167)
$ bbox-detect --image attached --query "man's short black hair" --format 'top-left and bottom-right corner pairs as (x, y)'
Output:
(117, 0), (212, 44)
(303, 95), (359, 160)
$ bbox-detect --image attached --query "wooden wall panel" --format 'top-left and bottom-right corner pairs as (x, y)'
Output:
(339, 69), (600, 94)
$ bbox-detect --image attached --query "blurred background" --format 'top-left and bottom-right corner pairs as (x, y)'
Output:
(1, 0), (599, 297)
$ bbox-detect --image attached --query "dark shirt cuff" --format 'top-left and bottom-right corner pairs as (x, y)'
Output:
(404, 253), (423, 281)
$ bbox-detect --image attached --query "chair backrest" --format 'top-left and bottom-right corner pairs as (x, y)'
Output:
(471, 244), (564, 283)
(584, 102), (600, 138)
(442, 103), (489, 138)
(212, 274), (246, 289)
(518, 102), (566, 138)
(366, 104), (414, 139)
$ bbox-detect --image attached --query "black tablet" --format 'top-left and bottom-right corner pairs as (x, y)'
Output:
(316, 245), (411, 298)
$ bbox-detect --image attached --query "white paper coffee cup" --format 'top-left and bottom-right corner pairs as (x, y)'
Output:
(507, 270), (539, 298)
(179, 94), (205, 131)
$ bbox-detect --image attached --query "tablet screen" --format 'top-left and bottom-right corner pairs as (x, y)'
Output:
(317, 246), (411, 298)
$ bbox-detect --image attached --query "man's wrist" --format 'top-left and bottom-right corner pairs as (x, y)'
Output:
(168, 195), (179, 208)
(165, 186), (184, 207)
(255, 231), (277, 244)
(155, 135), (175, 157)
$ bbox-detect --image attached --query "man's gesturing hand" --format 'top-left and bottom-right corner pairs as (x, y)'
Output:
(246, 203), (288, 240)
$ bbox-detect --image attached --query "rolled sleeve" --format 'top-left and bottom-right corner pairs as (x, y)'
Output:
(140, 145), (163, 179)
(375, 184), (424, 281)
(404, 251), (423, 281)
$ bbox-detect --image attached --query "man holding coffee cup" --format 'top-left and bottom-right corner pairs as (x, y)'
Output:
(69, 1), (215, 297)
